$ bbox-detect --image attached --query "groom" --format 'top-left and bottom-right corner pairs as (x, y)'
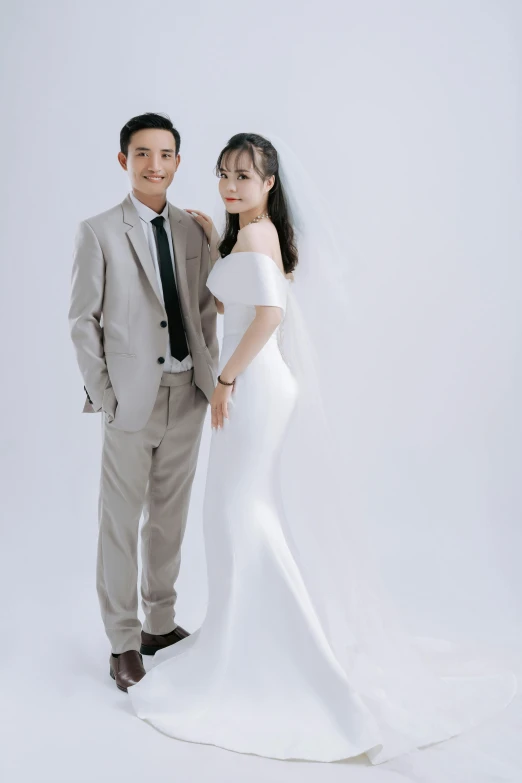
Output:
(69, 113), (218, 692)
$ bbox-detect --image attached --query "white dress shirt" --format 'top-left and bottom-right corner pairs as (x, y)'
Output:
(129, 191), (193, 373)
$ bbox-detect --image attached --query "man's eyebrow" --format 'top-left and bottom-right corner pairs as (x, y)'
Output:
(134, 146), (176, 152)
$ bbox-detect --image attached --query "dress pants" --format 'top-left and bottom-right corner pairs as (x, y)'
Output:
(96, 369), (208, 653)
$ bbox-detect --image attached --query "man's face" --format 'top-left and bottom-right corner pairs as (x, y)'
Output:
(118, 128), (180, 196)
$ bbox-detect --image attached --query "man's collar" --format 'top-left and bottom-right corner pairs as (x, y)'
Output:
(129, 191), (169, 223)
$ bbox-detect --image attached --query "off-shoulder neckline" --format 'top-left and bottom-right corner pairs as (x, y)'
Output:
(225, 251), (292, 283)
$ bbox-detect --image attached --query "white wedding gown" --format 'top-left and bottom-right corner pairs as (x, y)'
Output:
(128, 251), (516, 764)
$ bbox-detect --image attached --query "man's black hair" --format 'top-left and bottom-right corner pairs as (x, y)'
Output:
(120, 113), (180, 156)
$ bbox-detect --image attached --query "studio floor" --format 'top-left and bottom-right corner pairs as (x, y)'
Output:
(3, 593), (522, 783)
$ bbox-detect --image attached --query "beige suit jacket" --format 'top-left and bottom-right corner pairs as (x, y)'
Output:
(69, 194), (218, 432)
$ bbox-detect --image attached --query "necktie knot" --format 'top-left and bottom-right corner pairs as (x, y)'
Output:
(151, 216), (164, 229)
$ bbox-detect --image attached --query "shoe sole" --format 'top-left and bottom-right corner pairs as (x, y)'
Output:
(140, 644), (159, 656)
(109, 667), (128, 693)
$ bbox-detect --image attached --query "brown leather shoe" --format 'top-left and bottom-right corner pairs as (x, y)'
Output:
(140, 625), (190, 656)
(109, 650), (146, 692)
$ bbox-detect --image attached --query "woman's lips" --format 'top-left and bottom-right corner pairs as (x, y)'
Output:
(225, 198), (239, 202)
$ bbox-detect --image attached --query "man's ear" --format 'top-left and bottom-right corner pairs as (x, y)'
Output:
(175, 153), (181, 170)
(117, 152), (128, 171)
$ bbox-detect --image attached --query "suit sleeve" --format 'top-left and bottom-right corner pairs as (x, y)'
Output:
(198, 228), (219, 367)
(68, 220), (109, 412)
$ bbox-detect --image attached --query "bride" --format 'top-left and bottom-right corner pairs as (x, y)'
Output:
(128, 133), (516, 763)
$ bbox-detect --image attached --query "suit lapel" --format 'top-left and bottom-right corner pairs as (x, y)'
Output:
(122, 195), (163, 306)
(168, 204), (192, 327)
(122, 196), (192, 330)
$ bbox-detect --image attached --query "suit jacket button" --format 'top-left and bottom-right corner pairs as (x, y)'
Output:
(160, 320), (167, 328)
(157, 357), (165, 364)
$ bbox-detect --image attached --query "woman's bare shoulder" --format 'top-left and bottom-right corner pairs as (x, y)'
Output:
(235, 222), (285, 272)
(236, 222), (277, 255)
(237, 220), (277, 242)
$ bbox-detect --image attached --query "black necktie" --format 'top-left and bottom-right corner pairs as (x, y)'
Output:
(151, 216), (189, 362)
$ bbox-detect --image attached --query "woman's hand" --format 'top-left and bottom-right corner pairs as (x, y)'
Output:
(210, 380), (234, 430)
(185, 209), (214, 243)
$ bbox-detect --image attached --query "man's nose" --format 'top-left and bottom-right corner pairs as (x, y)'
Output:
(148, 157), (162, 171)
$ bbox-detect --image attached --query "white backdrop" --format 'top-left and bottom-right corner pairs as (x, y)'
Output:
(1, 2), (521, 782)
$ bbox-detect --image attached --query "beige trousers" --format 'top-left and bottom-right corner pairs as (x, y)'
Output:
(96, 370), (208, 653)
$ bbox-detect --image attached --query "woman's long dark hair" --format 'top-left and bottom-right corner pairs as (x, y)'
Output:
(215, 133), (298, 274)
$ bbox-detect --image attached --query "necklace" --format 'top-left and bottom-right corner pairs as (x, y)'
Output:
(243, 212), (270, 228)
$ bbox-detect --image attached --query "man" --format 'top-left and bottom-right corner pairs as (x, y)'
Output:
(69, 113), (218, 692)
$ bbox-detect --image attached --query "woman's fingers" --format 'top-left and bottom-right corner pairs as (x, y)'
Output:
(185, 209), (211, 223)
(211, 404), (223, 430)
(185, 209), (213, 241)
(211, 392), (233, 430)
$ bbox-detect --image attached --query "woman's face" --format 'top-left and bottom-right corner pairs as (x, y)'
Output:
(218, 151), (274, 215)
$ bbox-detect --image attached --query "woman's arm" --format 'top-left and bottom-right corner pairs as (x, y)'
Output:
(208, 225), (221, 265)
(220, 305), (282, 383)
(210, 305), (283, 429)
(185, 209), (220, 263)
(185, 209), (224, 313)
(221, 221), (285, 382)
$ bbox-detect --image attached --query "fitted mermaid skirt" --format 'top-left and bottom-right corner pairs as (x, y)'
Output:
(128, 252), (516, 763)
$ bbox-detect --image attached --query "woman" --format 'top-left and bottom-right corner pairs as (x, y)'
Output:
(128, 133), (516, 763)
